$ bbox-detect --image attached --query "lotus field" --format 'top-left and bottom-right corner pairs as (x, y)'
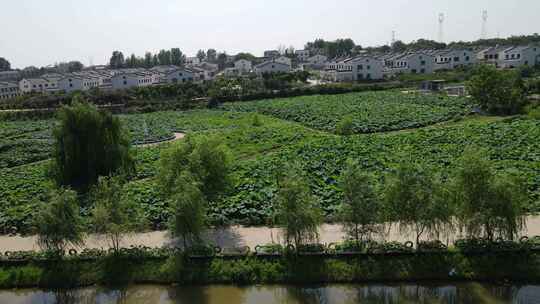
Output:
(1, 91), (539, 233)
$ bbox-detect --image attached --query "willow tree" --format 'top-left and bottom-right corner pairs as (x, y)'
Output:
(35, 188), (84, 253)
(275, 168), (322, 249)
(451, 148), (527, 241)
(339, 160), (385, 243)
(385, 162), (453, 247)
(91, 175), (146, 253)
(50, 100), (134, 191)
(168, 172), (207, 248)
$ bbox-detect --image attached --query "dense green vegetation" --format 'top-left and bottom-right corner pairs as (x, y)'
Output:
(224, 91), (473, 133)
(1, 251), (540, 288)
(0, 91), (539, 234)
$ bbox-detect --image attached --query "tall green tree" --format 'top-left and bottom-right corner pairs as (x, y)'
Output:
(275, 168), (322, 248)
(171, 48), (185, 66)
(158, 135), (233, 202)
(0, 57), (11, 71)
(50, 100), (134, 191)
(109, 51), (125, 69)
(206, 49), (217, 62)
(158, 49), (172, 65)
(385, 162), (453, 247)
(35, 188), (84, 253)
(144, 52), (153, 68)
(467, 64), (527, 115)
(91, 175), (146, 253)
(196, 49), (206, 61)
(451, 148), (527, 241)
(168, 172), (207, 248)
(339, 160), (384, 243)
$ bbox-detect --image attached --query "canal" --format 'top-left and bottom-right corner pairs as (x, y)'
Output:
(1, 282), (539, 303)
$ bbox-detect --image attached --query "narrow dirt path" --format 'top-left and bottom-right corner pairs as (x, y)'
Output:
(2, 216), (540, 252)
(137, 132), (185, 148)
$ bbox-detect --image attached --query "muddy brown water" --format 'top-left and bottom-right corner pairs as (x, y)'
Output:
(1, 283), (539, 304)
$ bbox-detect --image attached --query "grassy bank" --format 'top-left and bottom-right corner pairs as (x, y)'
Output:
(1, 252), (540, 289)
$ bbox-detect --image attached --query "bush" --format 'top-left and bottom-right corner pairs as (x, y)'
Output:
(35, 188), (84, 253)
(335, 115), (354, 135)
(467, 65), (527, 115)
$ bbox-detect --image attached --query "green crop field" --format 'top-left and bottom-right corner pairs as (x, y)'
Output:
(1, 91), (539, 234)
(223, 91), (474, 133)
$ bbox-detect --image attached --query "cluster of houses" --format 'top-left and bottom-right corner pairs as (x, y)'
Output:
(320, 45), (539, 82)
(1, 44), (539, 100)
(0, 63), (219, 100)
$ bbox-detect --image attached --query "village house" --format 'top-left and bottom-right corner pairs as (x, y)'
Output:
(164, 68), (195, 84)
(254, 61), (291, 75)
(111, 71), (155, 90)
(263, 50), (280, 58)
(274, 56), (292, 67)
(19, 78), (59, 94)
(234, 59), (252, 73)
(433, 49), (476, 70)
(499, 45), (540, 68)
(385, 52), (435, 75)
(295, 50), (310, 62)
(0, 82), (21, 99)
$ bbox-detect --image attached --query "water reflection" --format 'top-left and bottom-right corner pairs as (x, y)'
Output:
(1, 283), (539, 304)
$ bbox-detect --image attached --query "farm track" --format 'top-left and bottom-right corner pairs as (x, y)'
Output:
(2, 216), (540, 252)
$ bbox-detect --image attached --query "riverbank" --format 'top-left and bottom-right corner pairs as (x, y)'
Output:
(1, 251), (540, 289)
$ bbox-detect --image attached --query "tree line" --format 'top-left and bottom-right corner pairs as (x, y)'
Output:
(34, 101), (528, 255)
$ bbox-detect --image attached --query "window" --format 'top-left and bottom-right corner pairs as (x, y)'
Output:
(358, 65), (363, 70)
(517, 54), (521, 59)
(511, 54), (515, 59)
(411, 69), (417, 74)
(465, 56), (470, 61)
(453, 57), (459, 62)
(69, 84), (73, 88)
(367, 65), (371, 70)
(366, 73), (371, 79)
(420, 68), (425, 74)
(123, 81), (127, 85)
(421, 61), (426, 66)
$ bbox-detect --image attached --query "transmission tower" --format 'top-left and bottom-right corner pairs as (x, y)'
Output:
(481, 10), (488, 39)
(391, 30), (396, 45)
(438, 13), (445, 43)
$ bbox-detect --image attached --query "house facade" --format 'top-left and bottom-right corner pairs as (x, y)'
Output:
(58, 75), (102, 93)
(434, 49), (476, 70)
(164, 69), (195, 84)
(499, 45), (540, 68)
(0, 82), (21, 99)
(274, 56), (292, 67)
(385, 52), (434, 75)
(295, 50), (310, 62)
(263, 50), (280, 58)
(254, 61), (291, 74)
(234, 59), (252, 73)
(19, 78), (59, 94)
(111, 72), (155, 90)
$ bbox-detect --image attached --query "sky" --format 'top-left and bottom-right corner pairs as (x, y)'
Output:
(1, 0), (539, 68)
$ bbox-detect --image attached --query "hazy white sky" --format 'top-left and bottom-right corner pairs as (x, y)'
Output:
(1, 0), (539, 68)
